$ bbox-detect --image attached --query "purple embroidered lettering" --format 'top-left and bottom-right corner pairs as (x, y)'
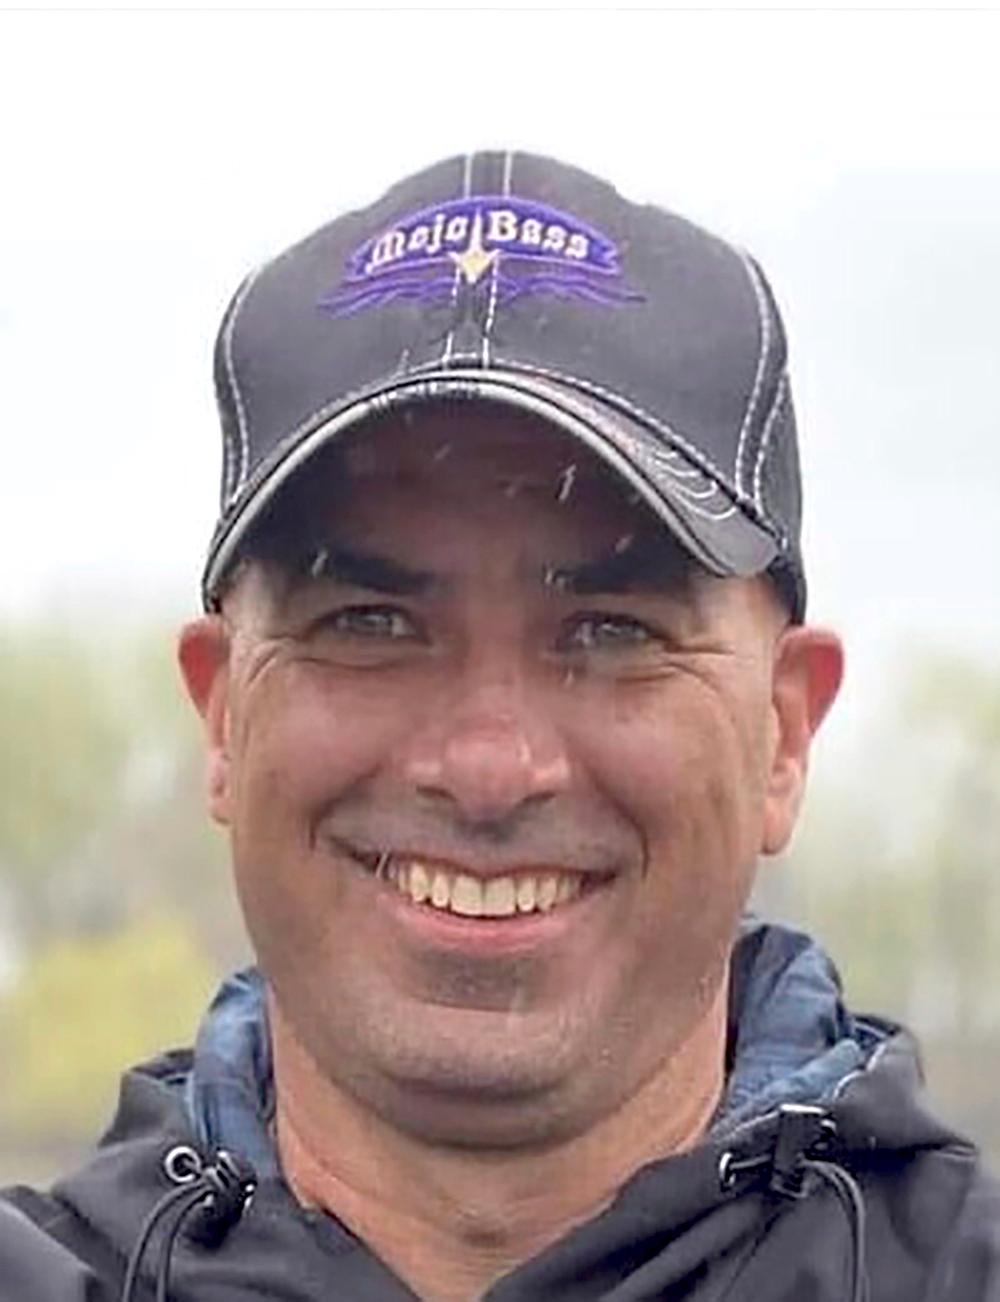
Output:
(366, 229), (406, 274)
(426, 211), (446, 257)
(487, 209), (519, 243)
(542, 225), (567, 253)
(445, 215), (469, 244)
(321, 193), (643, 318)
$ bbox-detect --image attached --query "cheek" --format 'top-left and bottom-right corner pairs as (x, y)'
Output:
(230, 664), (418, 815)
(571, 674), (772, 876)
(224, 665), (420, 932)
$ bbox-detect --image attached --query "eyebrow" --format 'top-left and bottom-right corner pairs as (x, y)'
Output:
(308, 546), (434, 596)
(293, 540), (694, 599)
(548, 544), (694, 596)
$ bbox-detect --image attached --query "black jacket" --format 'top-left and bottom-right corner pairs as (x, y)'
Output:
(3, 921), (999, 1300)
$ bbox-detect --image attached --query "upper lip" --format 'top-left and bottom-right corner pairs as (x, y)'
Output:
(330, 837), (615, 882)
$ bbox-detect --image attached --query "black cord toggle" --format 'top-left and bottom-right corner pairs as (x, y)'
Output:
(183, 1149), (258, 1247)
(768, 1103), (834, 1200)
(119, 1148), (258, 1302)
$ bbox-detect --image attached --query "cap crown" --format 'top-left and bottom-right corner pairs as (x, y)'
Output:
(209, 152), (803, 615)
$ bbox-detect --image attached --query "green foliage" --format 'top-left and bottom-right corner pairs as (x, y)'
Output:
(0, 913), (216, 1140)
(0, 616), (244, 959)
(778, 650), (1000, 1160)
(0, 625), (130, 895)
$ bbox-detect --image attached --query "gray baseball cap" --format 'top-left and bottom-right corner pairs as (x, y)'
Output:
(204, 151), (805, 618)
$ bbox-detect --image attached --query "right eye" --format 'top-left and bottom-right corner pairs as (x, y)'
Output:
(297, 603), (430, 669)
(322, 605), (421, 641)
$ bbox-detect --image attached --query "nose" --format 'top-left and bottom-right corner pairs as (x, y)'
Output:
(401, 677), (572, 829)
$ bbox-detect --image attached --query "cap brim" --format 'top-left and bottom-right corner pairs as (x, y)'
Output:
(202, 367), (781, 608)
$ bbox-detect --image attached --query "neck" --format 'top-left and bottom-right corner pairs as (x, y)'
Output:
(271, 991), (727, 1302)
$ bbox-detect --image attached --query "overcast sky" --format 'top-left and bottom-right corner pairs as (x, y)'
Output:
(2, 9), (999, 758)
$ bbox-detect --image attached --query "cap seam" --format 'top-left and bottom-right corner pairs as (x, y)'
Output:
(206, 357), (771, 581)
(481, 150), (514, 368)
(733, 251), (772, 498)
(439, 152), (475, 367)
(211, 368), (435, 555)
(752, 373), (789, 521)
(452, 356), (771, 535)
(203, 370), (761, 604)
(223, 264), (267, 504)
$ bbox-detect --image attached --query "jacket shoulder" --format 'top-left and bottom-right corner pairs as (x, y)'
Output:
(0, 1184), (118, 1300)
(921, 1154), (1000, 1301)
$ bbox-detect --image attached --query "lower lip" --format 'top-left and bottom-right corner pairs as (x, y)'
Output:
(368, 872), (612, 955)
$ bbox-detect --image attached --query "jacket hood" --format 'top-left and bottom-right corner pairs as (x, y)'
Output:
(30, 919), (980, 1300)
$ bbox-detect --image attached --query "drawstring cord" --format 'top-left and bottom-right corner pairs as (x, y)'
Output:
(716, 1104), (869, 1302)
(119, 1147), (256, 1302)
(120, 1111), (863, 1301)
(806, 1158), (868, 1302)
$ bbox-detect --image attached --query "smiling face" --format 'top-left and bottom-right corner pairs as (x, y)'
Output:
(181, 403), (841, 1150)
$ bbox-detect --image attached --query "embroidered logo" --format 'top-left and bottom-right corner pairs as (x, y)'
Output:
(319, 195), (642, 318)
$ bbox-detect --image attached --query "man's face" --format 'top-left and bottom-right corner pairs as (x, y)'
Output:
(185, 405), (824, 1147)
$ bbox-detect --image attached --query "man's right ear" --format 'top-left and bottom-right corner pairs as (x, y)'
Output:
(178, 616), (234, 826)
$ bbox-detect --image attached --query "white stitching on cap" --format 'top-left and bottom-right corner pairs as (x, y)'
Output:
(215, 357), (748, 542)
(482, 149), (513, 368)
(223, 264), (266, 503)
(752, 373), (789, 517)
(733, 251), (771, 496)
(206, 366), (750, 599)
(495, 358), (745, 503)
(440, 152), (474, 367)
(224, 366), (431, 513)
(609, 427), (738, 520)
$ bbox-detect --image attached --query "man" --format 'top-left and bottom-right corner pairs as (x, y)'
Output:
(1, 152), (998, 1300)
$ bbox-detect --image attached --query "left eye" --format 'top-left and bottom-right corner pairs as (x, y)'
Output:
(560, 614), (656, 651)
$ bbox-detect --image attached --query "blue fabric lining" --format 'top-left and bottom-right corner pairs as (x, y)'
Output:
(185, 967), (278, 1177)
(182, 918), (889, 1171)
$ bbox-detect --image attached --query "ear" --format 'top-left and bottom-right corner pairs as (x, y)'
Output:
(178, 616), (234, 826)
(761, 626), (844, 855)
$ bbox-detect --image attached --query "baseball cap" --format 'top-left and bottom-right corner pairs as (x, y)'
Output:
(203, 151), (806, 619)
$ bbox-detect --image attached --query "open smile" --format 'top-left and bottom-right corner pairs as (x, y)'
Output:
(344, 846), (613, 921)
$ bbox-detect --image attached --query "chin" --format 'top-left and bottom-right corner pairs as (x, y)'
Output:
(371, 1063), (598, 1151)
(338, 1005), (612, 1147)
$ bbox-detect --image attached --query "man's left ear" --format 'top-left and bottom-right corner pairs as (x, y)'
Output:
(761, 626), (844, 855)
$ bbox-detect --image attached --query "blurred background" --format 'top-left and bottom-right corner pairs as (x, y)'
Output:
(2, 7), (999, 1182)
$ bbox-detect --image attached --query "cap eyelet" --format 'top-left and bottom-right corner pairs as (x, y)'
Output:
(718, 1151), (737, 1192)
(163, 1144), (203, 1185)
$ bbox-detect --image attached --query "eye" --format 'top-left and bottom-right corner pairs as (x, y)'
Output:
(560, 613), (657, 652)
(323, 605), (421, 641)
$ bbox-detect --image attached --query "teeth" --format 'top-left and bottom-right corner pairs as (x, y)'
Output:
(450, 874), (483, 917)
(373, 856), (588, 918)
(483, 877), (516, 918)
(430, 871), (451, 909)
(516, 877), (537, 913)
(409, 862), (430, 904)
